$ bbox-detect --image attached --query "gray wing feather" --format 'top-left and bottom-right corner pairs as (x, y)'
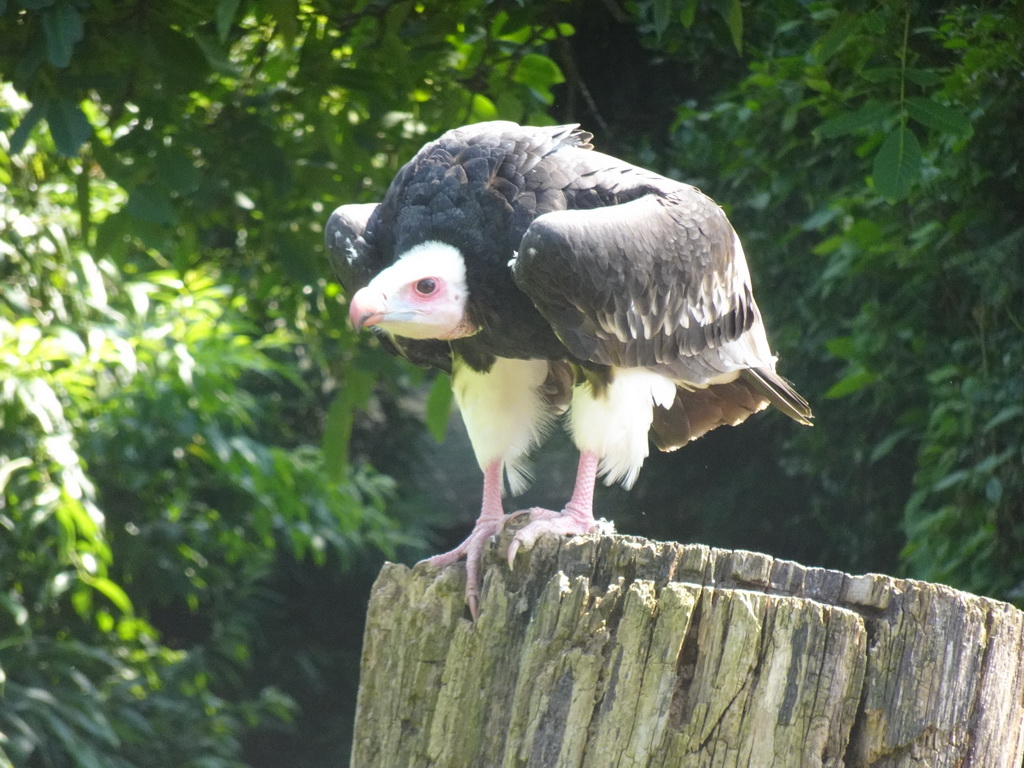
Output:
(513, 187), (759, 383)
(324, 203), (380, 293)
(513, 181), (811, 424)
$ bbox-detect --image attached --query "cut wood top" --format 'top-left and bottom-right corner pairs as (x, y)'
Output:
(351, 533), (1024, 768)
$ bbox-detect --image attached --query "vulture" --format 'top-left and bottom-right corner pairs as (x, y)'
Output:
(325, 121), (811, 617)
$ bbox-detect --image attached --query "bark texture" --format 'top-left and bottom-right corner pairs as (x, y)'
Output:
(351, 534), (1024, 768)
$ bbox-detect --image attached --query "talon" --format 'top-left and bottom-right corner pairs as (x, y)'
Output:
(507, 539), (521, 570)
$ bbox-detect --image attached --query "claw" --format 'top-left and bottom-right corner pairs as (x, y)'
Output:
(465, 536), (485, 620)
(507, 538), (521, 570)
(418, 514), (502, 619)
(504, 504), (612, 572)
(503, 506), (558, 570)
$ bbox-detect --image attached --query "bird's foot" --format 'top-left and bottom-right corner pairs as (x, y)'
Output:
(418, 517), (504, 620)
(504, 507), (615, 568)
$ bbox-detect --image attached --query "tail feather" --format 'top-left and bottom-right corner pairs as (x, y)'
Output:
(651, 381), (768, 452)
(651, 369), (812, 453)
(740, 368), (813, 426)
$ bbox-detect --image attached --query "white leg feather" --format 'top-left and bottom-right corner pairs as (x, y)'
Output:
(569, 369), (676, 488)
(452, 357), (558, 495)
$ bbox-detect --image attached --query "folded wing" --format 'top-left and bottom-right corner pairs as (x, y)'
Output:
(512, 182), (811, 426)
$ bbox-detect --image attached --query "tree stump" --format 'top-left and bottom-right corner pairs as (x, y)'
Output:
(350, 534), (1024, 767)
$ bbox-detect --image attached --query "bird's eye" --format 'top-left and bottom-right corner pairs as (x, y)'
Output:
(415, 278), (438, 296)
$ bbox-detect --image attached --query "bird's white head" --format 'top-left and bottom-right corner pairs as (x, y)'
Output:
(348, 241), (477, 340)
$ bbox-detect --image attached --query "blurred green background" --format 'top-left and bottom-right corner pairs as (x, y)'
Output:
(1, 0), (1021, 765)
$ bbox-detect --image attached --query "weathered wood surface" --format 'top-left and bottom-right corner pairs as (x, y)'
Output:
(351, 534), (1024, 768)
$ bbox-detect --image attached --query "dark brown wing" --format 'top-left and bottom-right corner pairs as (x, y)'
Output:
(324, 203), (380, 294)
(513, 182), (760, 383)
(511, 160), (811, 424)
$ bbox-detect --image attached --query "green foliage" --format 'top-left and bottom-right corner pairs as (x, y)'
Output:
(872, 125), (921, 201)
(1, 0), (574, 764)
(631, 0), (744, 52)
(661, 2), (1024, 598)
(424, 372), (455, 444)
(0, 85), (407, 762)
(2, 0), (1022, 765)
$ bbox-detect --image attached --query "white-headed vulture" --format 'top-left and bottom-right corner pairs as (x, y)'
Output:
(326, 122), (812, 617)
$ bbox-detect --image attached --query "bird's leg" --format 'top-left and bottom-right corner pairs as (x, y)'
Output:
(418, 459), (505, 618)
(505, 451), (615, 567)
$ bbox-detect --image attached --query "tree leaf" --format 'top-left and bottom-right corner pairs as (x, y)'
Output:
(869, 428), (911, 464)
(322, 367), (374, 480)
(0, 457), (34, 494)
(817, 100), (892, 138)
(9, 98), (48, 155)
(860, 66), (900, 83)
(154, 147), (201, 193)
(814, 11), (861, 63)
(0, 590), (29, 627)
(804, 76), (831, 93)
(904, 67), (943, 87)
(679, 0), (698, 28)
(652, 0), (671, 38)
(41, 3), (84, 68)
(824, 369), (876, 399)
(193, 32), (243, 77)
(216, 0), (241, 43)
(124, 183), (177, 224)
(872, 125), (922, 200)
(974, 447), (1015, 474)
(264, 0), (299, 45)
(470, 93), (498, 122)
(905, 97), (972, 137)
(932, 468), (969, 492)
(512, 53), (564, 103)
(985, 476), (1003, 503)
(824, 335), (856, 359)
(714, 0), (743, 54)
(425, 372), (452, 443)
(84, 576), (134, 614)
(983, 404), (1024, 432)
(46, 97), (92, 157)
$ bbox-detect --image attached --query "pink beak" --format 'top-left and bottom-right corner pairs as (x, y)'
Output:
(348, 287), (387, 330)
